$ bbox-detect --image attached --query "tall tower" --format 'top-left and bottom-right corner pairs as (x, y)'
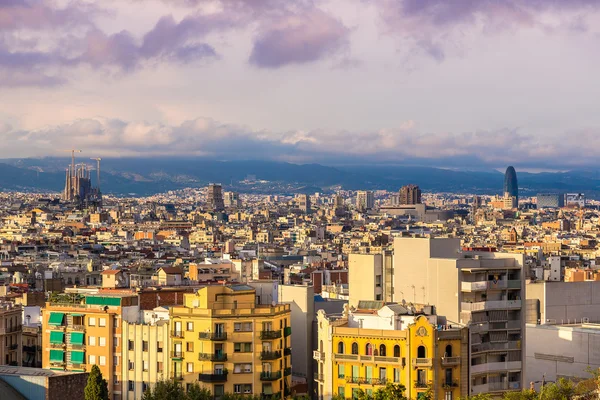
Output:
(399, 184), (422, 205)
(207, 184), (225, 211)
(503, 166), (518, 205)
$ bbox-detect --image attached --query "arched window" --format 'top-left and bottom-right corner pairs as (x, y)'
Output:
(445, 344), (452, 357)
(394, 345), (400, 358)
(417, 345), (426, 358)
(365, 343), (373, 355)
(351, 342), (359, 355)
(379, 344), (386, 357)
(338, 342), (345, 354)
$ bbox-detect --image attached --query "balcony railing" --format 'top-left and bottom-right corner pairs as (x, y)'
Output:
(198, 371), (228, 382)
(69, 325), (86, 332)
(50, 343), (65, 349)
(199, 332), (228, 341)
(314, 373), (324, 382)
(414, 381), (429, 389)
(260, 350), (281, 360)
(284, 348), (292, 356)
(171, 373), (183, 381)
(9, 344), (18, 350)
(313, 350), (324, 361)
(334, 354), (358, 361)
(199, 353), (228, 362)
(260, 371), (282, 381)
(443, 380), (460, 388)
(260, 330), (282, 340)
(461, 300), (522, 312)
(172, 331), (184, 338)
(171, 351), (183, 358)
(413, 358), (432, 367)
(346, 377), (388, 385)
(441, 357), (460, 366)
(471, 361), (522, 375)
(284, 327), (292, 337)
(284, 367), (292, 376)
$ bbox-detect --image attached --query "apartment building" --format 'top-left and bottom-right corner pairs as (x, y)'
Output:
(121, 308), (171, 400)
(314, 303), (468, 400)
(393, 237), (525, 395)
(0, 302), (22, 366)
(42, 293), (140, 400)
(348, 254), (384, 307)
(169, 285), (292, 399)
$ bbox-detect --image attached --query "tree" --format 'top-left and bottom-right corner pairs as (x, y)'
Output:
(84, 365), (109, 400)
(186, 383), (212, 400)
(459, 394), (492, 400)
(372, 383), (408, 400)
(502, 390), (537, 400)
(141, 379), (186, 400)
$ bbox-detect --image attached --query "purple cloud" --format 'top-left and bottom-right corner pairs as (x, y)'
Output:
(249, 9), (350, 68)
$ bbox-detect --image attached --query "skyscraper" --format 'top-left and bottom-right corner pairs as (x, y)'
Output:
(207, 184), (225, 211)
(399, 184), (422, 205)
(503, 166), (518, 205)
(355, 190), (374, 212)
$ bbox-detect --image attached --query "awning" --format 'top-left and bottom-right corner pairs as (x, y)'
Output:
(50, 350), (64, 363)
(48, 312), (65, 326)
(71, 313), (84, 317)
(70, 332), (84, 345)
(71, 351), (85, 364)
(50, 331), (64, 344)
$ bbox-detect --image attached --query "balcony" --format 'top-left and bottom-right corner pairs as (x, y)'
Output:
(68, 325), (86, 332)
(9, 344), (18, 350)
(346, 377), (388, 385)
(441, 357), (460, 366)
(199, 353), (228, 362)
(461, 281), (488, 292)
(198, 371), (228, 383)
(284, 348), (292, 356)
(50, 343), (65, 349)
(171, 351), (183, 359)
(171, 373), (183, 381)
(414, 381), (429, 389)
(284, 367), (292, 376)
(313, 350), (325, 362)
(443, 380), (459, 388)
(507, 280), (521, 289)
(260, 350), (281, 360)
(461, 300), (521, 312)
(284, 327), (291, 337)
(314, 373), (324, 382)
(471, 361), (522, 375)
(412, 358), (432, 367)
(260, 371), (282, 381)
(199, 332), (228, 341)
(172, 331), (184, 338)
(260, 330), (282, 340)
(472, 341), (521, 353)
(334, 354), (358, 361)
(374, 356), (400, 364)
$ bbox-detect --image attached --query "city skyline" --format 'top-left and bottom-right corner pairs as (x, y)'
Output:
(2, 1), (600, 168)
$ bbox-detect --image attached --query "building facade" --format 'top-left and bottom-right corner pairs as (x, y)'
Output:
(0, 303), (22, 366)
(355, 191), (374, 212)
(314, 305), (468, 400)
(399, 185), (422, 205)
(169, 285), (292, 399)
(537, 193), (564, 209)
(207, 184), (225, 212)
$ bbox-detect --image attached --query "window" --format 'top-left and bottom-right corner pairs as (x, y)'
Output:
(234, 343), (252, 352)
(214, 385), (225, 397)
(417, 346), (426, 358)
(379, 367), (386, 381)
(352, 388), (360, 400)
(143, 360), (149, 371)
(114, 337), (119, 347)
(379, 344), (386, 357)
(375, 275), (382, 287)
(89, 336), (96, 346)
(157, 342), (163, 352)
(394, 345), (400, 358)
(338, 387), (345, 399)
(351, 342), (358, 355)
(89, 355), (96, 364)
(114, 356), (119, 366)
(157, 362), (163, 372)
(143, 341), (149, 352)
(445, 345), (453, 357)
(187, 362), (194, 373)
(99, 337), (106, 347)
(393, 368), (400, 383)
(366, 343), (373, 355)
(234, 384), (252, 394)
(128, 340), (134, 351)
(142, 382), (148, 393)
(417, 369), (426, 385)
(445, 392), (453, 400)
(234, 322), (253, 332)
(338, 342), (345, 354)
(99, 356), (106, 366)
(445, 368), (453, 386)
(187, 322), (194, 331)
(338, 364), (345, 379)
(233, 364), (252, 373)
(88, 317), (96, 327)
(186, 342), (193, 352)
(128, 361), (134, 370)
(128, 381), (134, 391)
(351, 365), (358, 378)
(99, 318), (106, 327)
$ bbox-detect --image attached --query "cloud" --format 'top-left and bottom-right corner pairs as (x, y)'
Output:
(3, 115), (600, 169)
(249, 8), (350, 68)
(377, 0), (600, 61)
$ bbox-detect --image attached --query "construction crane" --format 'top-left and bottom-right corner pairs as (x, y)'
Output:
(90, 158), (101, 190)
(62, 149), (82, 172)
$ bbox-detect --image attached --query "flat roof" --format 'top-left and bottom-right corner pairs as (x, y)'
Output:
(0, 365), (86, 377)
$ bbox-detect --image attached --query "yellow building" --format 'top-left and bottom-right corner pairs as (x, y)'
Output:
(169, 285), (292, 399)
(315, 303), (468, 400)
(42, 293), (140, 400)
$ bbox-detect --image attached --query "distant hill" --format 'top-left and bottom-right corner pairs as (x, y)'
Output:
(0, 157), (598, 198)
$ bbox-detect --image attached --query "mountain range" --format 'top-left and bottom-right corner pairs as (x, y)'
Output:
(0, 157), (599, 198)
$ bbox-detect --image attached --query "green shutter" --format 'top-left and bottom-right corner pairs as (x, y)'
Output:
(48, 312), (65, 326)
(85, 296), (122, 306)
(71, 351), (85, 364)
(70, 332), (84, 345)
(50, 331), (64, 344)
(50, 350), (64, 362)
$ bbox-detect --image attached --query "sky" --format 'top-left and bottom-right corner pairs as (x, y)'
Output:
(2, 0), (600, 170)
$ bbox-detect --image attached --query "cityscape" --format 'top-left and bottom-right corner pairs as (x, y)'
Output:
(2, 1), (600, 400)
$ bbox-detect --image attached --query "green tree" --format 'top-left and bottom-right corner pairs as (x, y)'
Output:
(186, 383), (212, 400)
(84, 365), (109, 400)
(502, 390), (537, 400)
(459, 394), (492, 400)
(141, 379), (186, 400)
(372, 383), (408, 400)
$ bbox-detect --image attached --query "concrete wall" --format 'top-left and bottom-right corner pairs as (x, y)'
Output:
(525, 324), (600, 387)
(531, 281), (600, 324)
(279, 285), (315, 395)
(348, 254), (382, 308)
